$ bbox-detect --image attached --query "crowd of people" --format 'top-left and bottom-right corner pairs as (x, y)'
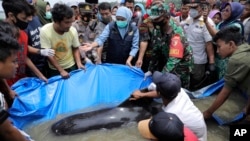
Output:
(0, 0), (250, 140)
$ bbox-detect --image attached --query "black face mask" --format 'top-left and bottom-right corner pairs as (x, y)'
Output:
(101, 16), (111, 24)
(81, 14), (92, 23)
(14, 17), (29, 30)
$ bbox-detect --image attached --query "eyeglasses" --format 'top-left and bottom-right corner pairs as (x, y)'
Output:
(221, 9), (230, 13)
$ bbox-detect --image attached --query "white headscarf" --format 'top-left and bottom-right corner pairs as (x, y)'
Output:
(115, 6), (133, 38)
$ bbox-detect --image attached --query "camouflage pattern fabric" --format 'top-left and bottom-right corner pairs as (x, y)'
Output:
(215, 55), (228, 80)
(139, 18), (193, 89)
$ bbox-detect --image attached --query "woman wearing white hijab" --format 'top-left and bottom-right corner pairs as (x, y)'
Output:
(81, 6), (139, 66)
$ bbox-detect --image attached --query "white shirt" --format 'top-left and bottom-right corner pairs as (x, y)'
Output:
(183, 16), (215, 64)
(162, 88), (207, 141)
(174, 15), (191, 27)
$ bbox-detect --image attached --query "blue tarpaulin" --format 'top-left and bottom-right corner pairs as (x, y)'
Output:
(9, 63), (152, 129)
(8, 63), (247, 129)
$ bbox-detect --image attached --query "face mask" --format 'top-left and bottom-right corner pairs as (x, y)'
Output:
(44, 11), (52, 20)
(81, 14), (91, 23)
(101, 16), (111, 24)
(116, 21), (128, 28)
(14, 17), (29, 30)
(135, 11), (142, 17)
(189, 8), (199, 18)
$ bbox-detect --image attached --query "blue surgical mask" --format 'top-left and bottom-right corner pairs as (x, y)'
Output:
(44, 11), (52, 20)
(116, 21), (128, 28)
(189, 8), (199, 18)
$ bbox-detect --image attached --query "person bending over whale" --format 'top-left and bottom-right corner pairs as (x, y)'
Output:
(130, 71), (207, 141)
(203, 26), (250, 121)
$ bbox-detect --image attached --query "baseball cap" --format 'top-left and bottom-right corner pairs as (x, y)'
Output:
(138, 112), (184, 140)
(148, 2), (169, 20)
(152, 71), (181, 100)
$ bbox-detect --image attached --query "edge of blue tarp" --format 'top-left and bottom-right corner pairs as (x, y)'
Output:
(9, 63), (152, 129)
(8, 63), (247, 129)
(184, 79), (248, 125)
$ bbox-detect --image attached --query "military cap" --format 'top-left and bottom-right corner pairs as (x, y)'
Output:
(78, 2), (93, 14)
(148, 2), (169, 20)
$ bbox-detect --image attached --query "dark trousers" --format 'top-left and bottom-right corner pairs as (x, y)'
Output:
(48, 64), (77, 78)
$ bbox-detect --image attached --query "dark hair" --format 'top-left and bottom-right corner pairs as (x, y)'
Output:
(125, 0), (135, 4)
(112, 5), (118, 10)
(0, 32), (20, 62)
(46, 2), (51, 6)
(2, 0), (35, 17)
(0, 21), (19, 39)
(213, 26), (243, 45)
(246, 0), (250, 5)
(51, 3), (74, 22)
(98, 2), (111, 12)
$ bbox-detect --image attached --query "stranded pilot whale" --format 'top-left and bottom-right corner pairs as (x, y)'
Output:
(51, 96), (159, 135)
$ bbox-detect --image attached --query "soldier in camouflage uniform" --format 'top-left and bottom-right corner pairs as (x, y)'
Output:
(138, 0), (193, 89)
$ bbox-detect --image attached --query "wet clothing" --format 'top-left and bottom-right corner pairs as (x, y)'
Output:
(139, 18), (193, 89)
(224, 44), (250, 97)
(7, 30), (28, 86)
(40, 23), (80, 71)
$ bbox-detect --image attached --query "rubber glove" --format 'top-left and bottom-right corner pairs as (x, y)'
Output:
(40, 49), (55, 57)
(144, 71), (152, 80)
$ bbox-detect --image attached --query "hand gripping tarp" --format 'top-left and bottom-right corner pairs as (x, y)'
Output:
(8, 63), (247, 129)
(184, 79), (248, 125)
(9, 63), (152, 129)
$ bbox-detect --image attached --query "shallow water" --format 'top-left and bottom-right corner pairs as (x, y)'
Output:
(25, 92), (246, 141)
